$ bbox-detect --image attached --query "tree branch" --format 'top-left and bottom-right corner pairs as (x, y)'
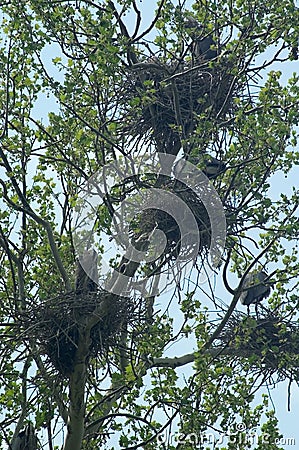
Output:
(0, 179), (71, 291)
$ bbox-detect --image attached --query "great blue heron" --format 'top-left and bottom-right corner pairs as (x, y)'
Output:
(240, 271), (271, 314)
(202, 156), (226, 179)
(184, 17), (218, 60)
(11, 423), (38, 450)
(173, 156), (226, 179)
(75, 248), (98, 293)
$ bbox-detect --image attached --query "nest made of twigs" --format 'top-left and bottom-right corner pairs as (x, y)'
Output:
(123, 56), (237, 153)
(128, 178), (212, 263)
(216, 312), (299, 381)
(20, 290), (138, 377)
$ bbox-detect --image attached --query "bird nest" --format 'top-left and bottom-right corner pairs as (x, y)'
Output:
(19, 290), (140, 377)
(123, 56), (237, 154)
(216, 312), (299, 382)
(130, 179), (211, 261)
(108, 174), (213, 266)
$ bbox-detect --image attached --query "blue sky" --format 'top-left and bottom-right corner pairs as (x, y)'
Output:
(114, 1), (299, 448)
(2, 1), (298, 447)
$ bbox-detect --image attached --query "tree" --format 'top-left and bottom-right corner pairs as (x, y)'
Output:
(0, 0), (299, 449)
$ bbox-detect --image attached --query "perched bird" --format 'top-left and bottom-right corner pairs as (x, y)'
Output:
(173, 156), (226, 180)
(193, 33), (217, 60)
(240, 271), (271, 314)
(184, 16), (200, 29)
(75, 248), (98, 293)
(11, 423), (38, 450)
(202, 156), (226, 179)
(184, 17), (218, 60)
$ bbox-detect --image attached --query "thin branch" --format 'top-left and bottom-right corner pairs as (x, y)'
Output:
(10, 356), (32, 448)
(0, 179), (71, 291)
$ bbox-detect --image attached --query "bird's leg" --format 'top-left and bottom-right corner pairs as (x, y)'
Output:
(255, 303), (259, 318)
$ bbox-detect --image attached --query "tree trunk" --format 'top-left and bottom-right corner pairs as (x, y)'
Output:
(62, 333), (89, 450)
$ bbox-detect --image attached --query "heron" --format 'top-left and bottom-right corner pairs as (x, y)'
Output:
(184, 17), (218, 60)
(75, 248), (98, 293)
(11, 423), (38, 450)
(202, 156), (226, 179)
(240, 270), (271, 314)
(173, 156), (226, 180)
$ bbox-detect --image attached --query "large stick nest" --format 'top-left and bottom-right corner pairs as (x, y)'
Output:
(123, 55), (237, 153)
(19, 291), (142, 377)
(216, 312), (299, 381)
(130, 179), (212, 260)
(109, 174), (213, 265)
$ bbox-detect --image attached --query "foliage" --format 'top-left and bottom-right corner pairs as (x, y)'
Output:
(0, 0), (299, 449)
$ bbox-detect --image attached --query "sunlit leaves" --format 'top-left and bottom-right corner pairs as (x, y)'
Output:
(0, 0), (299, 448)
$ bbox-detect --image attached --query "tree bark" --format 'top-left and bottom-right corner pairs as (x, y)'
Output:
(62, 332), (89, 450)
